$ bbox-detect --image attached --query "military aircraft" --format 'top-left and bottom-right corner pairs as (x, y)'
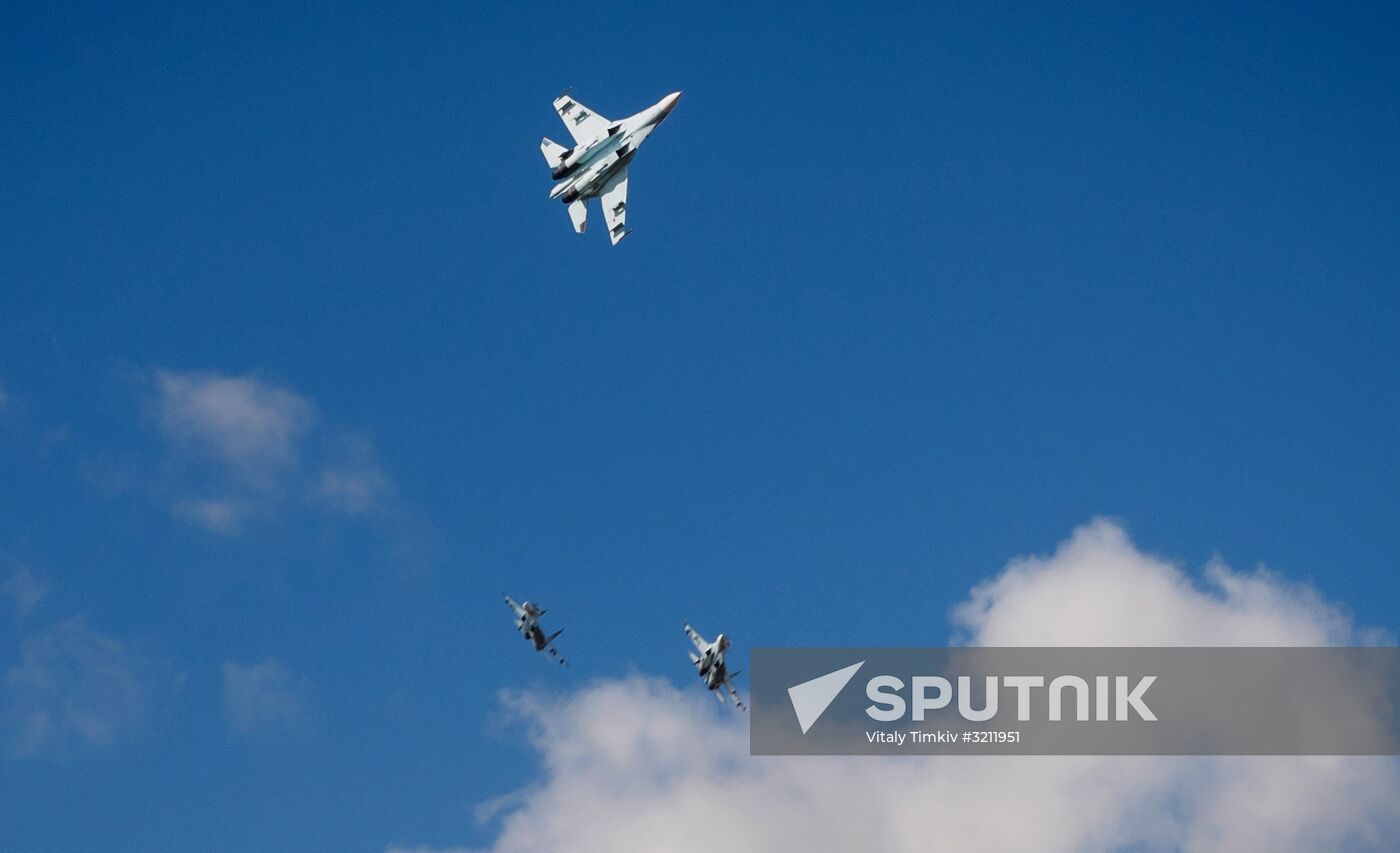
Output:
(684, 623), (746, 711)
(541, 89), (681, 244)
(503, 594), (568, 666)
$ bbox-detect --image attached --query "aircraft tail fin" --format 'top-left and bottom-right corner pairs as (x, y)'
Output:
(545, 628), (563, 646)
(540, 137), (569, 169)
(567, 200), (587, 234)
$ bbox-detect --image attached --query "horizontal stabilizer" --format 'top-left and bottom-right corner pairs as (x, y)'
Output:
(540, 137), (569, 169)
(568, 200), (587, 234)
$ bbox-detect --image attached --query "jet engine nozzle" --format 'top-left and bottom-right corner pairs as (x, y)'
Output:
(551, 148), (576, 176)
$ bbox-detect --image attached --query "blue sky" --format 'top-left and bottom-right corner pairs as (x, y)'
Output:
(3, 2), (1399, 850)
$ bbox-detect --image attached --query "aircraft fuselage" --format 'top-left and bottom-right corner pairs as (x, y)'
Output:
(548, 92), (679, 204)
(704, 660), (729, 690)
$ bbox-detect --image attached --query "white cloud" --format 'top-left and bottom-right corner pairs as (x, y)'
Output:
(1, 567), (47, 619)
(151, 369), (402, 533)
(156, 370), (314, 483)
(222, 659), (307, 734)
(171, 497), (251, 536)
(408, 520), (1400, 853)
(952, 519), (1381, 647)
(311, 434), (394, 516)
(4, 617), (162, 757)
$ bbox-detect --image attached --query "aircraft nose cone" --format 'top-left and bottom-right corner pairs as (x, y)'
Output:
(660, 91), (681, 117)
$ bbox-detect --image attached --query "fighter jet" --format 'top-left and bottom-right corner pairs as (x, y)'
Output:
(541, 89), (681, 245)
(503, 594), (568, 667)
(683, 623), (746, 711)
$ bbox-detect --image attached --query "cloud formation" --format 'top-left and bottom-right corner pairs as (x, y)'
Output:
(156, 369), (314, 483)
(171, 497), (251, 536)
(2, 567), (47, 619)
(310, 434), (396, 517)
(222, 659), (307, 734)
(402, 520), (1400, 853)
(953, 520), (1382, 647)
(151, 370), (397, 534)
(4, 617), (165, 757)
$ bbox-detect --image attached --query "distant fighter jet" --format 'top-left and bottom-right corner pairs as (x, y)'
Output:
(504, 594), (568, 667)
(541, 89), (681, 244)
(684, 623), (746, 711)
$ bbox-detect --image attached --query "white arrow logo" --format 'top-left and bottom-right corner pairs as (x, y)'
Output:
(787, 661), (865, 734)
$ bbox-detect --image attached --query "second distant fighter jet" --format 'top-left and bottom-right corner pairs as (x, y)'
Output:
(684, 623), (746, 711)
(541, 89), (681, 245)
(504, 594), (568, 667)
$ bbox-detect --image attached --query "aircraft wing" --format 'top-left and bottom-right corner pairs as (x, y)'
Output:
(599, 168), (629, 245)
(553, 92), (610, 146)
(684, 623), (709, 653)
(543, 629), (568, 667)
(503, 594), (524, 618)
(726, 677), (747, 712)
